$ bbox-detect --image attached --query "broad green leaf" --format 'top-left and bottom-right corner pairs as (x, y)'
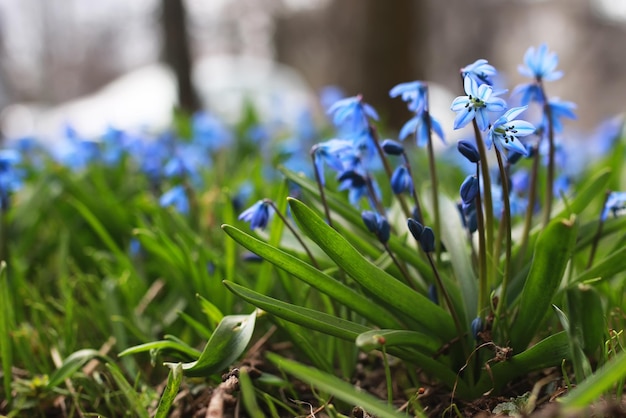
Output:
(436, 194), (477, 324)
(118, 340), (201, 360)
(570, 245), (626, 286)
(560, 349), (626, 411)
(222, 224), (402, 330)
(287, 198), (456, 342)
(566, 286), (605, 359)
(155, 363), (183, 418)
(474, 332), (571, 397)
(46, 349), (113, 389)
(510, 215), (578, 351)
(281, 167), (432, 279)
(165, 310), (257, 377)
(556, 168), (611, 218)
(356, 329), (439, 355)
(197, 294), (224, 331)
(553, 304), (591, 383)
(266, 352), (410, 418)
(224, 281), (370, 341)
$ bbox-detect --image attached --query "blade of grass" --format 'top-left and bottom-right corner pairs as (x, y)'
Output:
(266, 352), (414, 418)
(0, 262), (13, 400)
(560, 349), (626, 411)
(154, 363), (183, 418)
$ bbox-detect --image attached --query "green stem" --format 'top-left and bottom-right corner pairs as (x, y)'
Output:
(370, 125), (412, 219)
(424, 86), (441, 262)
(265, 199), (320, 269)
(539, 81), (555, 227)
(381, 344), (393, 407)
(472, 119), (495, 292)
(586, 191), (611, 269)
(383, 242), (419, 291)
(310, 151), (333, 228)
(401, 152), (424, 223)
(474, 164), (488, 318)
(492, 148), (512, 338)
(516, 144), (540, 269)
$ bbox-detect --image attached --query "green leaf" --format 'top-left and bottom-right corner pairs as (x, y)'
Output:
(106, 363), (150, 418)
(287, 198), (456, 342)
(474, 332), (571, 397)
(239, 368), (265, 418)
(510, 216), (578, 351)
(356, 330), (439, 355)
(553, 304), (591, 383)
(154, 363), (183, 418)
(118, 340), (201, 360)
(165, 311), (257, 377)
(570, 244), (626, 286)
(556, 168), (611, 217)
(46, 349), (113, 390)
(222, 224), (402, 330)
(224, 281), (370, 341)
(437, 194), (477, 324)
(0, 262), (13, 400)
(560, 349), (626, 411)
(266, 352), (409, 418)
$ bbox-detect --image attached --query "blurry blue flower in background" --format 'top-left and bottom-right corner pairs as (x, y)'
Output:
(238, 200), (272, 230)
(601, 191), (626, 221)
(0, 149), (23, 211)
(518, 43), (563, 82)
(159, 185), (189, 214)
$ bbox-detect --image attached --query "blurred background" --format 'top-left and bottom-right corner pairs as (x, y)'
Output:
(0, 0), (624, 141)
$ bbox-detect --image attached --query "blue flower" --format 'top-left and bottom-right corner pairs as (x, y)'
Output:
(601, 191), (626, 221)
(327, 95), (378, 135)
(311, 139), (356, 186)
(518, 44), (563, 82)
(390, 165), (413, 195)
(487, 106), (535, 157)
(461, 59), (498, 86)
(361, 211), (390, 243)
(451, 76), (506, 131)
(512, 82), (544, 106)
(542, 98), (577, 134)
(398, 114), (445, 147)
(238, 200), (273, 230)
(389, 81), (427, 114)
(0, 149), (22, 210)
(159, 185), (189, 215)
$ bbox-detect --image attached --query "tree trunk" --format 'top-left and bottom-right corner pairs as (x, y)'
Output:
(161, 0), (200, 114)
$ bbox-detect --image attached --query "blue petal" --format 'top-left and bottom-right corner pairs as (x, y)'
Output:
(475, 109), (489, 131)
(451, 96), (470, 111)
(399, 116), (420, 140)
(454, 109), (475, 130)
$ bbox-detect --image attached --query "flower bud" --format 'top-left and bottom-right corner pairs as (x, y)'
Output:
(419, 227), (436, 253)
(407, 218), (424, 241)
(460, 175), (479, 205)
(471, 317), (483, 341)
(381, 139), (405, 155)
(457, 140), (480, 163)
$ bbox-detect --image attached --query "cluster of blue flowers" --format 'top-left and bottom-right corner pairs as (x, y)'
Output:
(236, 43), (624, 269)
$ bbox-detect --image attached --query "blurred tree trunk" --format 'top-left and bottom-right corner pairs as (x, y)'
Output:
(161, 0), (200, 114)
(275, 1), (426, 130)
